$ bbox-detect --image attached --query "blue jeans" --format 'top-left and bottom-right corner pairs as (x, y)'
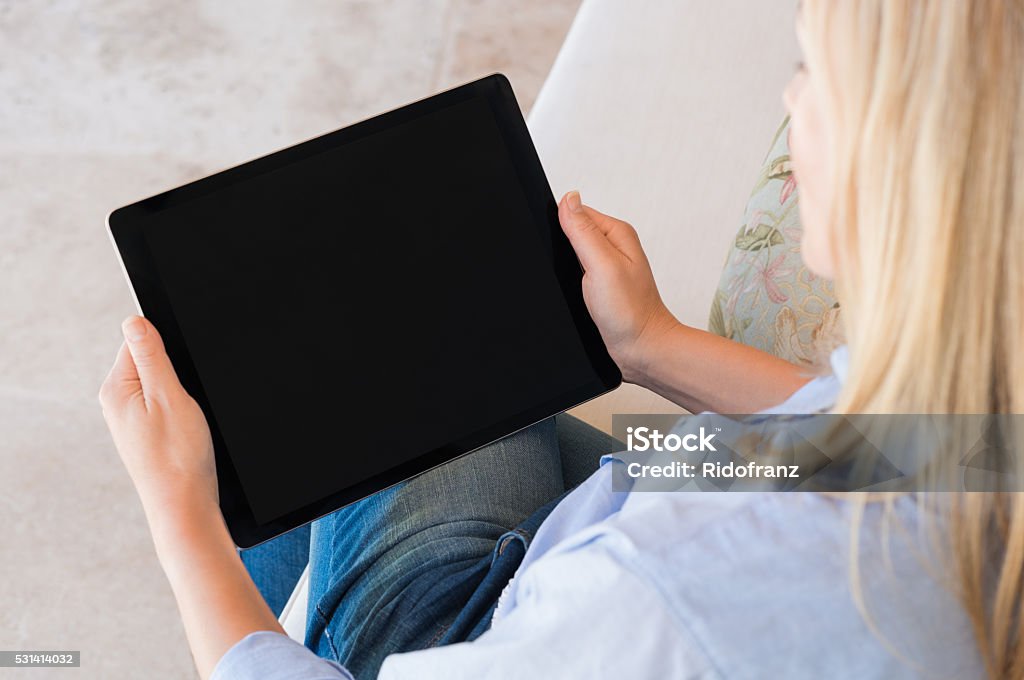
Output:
(241, 413), (623, 679)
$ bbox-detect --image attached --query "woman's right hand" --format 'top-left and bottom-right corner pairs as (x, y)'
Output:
(557, 190), (680, 385)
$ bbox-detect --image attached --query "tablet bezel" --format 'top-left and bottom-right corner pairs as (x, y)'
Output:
(107, 73), (622, 548)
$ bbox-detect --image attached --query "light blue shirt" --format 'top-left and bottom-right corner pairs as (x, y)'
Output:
(212, 346), (982, 679)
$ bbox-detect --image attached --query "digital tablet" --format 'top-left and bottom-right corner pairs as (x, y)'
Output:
(107, 73), (621, 548)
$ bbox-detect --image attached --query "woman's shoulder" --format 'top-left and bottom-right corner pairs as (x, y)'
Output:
(581, 491), (982, 678)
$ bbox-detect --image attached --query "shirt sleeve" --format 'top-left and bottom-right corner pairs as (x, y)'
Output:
(210, 631), (354, 680)
(377, 544), (715, 680)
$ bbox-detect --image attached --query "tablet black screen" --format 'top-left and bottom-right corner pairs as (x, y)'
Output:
(140, 93), (600, 525)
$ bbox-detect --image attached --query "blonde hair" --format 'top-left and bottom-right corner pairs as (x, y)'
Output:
(800, 0), (1024, 676)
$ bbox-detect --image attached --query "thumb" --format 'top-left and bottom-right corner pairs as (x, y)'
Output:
(121, 316), (181, 399)
(558, 190), (621, 272)
(99, 341), (142, 411)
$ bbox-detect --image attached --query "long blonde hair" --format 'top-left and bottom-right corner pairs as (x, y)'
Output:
(800, 0), (1024, 676)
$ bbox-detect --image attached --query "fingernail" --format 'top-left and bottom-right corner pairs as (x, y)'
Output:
(122, 317), (147, 343)
(567, 190), (583, 213)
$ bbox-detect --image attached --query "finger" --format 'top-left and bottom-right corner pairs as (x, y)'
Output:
(98, 341), (142, 411)
(578, 203), (649, 264)
(121, 316), (182, 400)
(558, 190), (621, 272)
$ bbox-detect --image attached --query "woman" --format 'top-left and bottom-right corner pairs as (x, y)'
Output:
(99, 1), (1022, 677)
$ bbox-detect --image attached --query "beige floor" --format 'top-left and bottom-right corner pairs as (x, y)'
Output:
(0, 2), (580, 677)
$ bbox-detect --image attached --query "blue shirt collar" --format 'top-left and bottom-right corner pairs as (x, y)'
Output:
(829, 344), (849, 386)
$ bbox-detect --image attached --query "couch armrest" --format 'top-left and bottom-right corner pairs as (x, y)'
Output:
(524, 0), (799, 431)
(279, 564), (310, 642)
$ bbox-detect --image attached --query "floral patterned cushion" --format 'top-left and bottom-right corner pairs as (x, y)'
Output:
(708, 116), (842, 367)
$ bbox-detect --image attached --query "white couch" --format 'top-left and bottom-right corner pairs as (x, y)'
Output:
(279, 0), (799, 640)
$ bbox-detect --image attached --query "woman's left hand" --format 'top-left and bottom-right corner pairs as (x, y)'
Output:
(100, 318), (286, 680)
(99, 316), (219, 522)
